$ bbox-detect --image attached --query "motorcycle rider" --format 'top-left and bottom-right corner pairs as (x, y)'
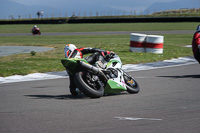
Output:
(64, 44), (115, 96)
(32, 25), (38, 32)
(192, 25), (200, 63)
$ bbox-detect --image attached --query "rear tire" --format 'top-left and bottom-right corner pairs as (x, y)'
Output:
(74, 71), (104, 98)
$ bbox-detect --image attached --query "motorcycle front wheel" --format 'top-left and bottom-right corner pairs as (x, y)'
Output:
(74, 71), (104, 98)
(124, 74), (140, 94)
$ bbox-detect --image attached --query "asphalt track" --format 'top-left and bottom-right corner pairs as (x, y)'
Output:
(1, 30), (200, 133)
(0, 30), (195, 36)
(0, 63), (200, 133)
(0, 46), (54, 57)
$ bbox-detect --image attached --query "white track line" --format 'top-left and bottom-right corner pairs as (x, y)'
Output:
(122, 56), (197, 72)
(0, 57), (197, 84)
(115, 117), (162, 121)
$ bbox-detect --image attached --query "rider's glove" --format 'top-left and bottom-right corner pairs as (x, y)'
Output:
(107, 51), (115, 57)
(105, 51), (115, 61)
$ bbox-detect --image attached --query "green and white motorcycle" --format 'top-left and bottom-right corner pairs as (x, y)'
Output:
(61, 54), (140, 98)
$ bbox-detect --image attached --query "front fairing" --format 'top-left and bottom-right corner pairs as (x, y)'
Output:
(104, 79), (127, 93)
(104, 69), (127, 93)
(61, 58), (88, 75)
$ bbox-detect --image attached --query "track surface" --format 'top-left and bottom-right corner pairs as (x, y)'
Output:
(1, 63), (200, 133)
(0, 46), (54, 57)
(0, 30), (194, 36)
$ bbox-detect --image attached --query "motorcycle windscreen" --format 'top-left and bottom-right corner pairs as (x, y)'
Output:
(104, 79), (127, 94)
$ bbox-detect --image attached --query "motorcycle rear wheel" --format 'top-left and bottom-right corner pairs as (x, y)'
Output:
(74, 71), (104, 98)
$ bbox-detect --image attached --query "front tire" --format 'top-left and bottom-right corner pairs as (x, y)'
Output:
(126, 77), (140, 94)
(124, 73), (140, 94)
(74, 71), (104, 98)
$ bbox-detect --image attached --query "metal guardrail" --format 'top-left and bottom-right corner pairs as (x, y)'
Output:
(0, 17), (200, 24)
(0, 19), (67, 24)
(68, 17), (200, 23)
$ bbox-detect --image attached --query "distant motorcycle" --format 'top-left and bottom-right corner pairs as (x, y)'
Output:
(61, 53), (140, 98)
(31, 27), (41, 35)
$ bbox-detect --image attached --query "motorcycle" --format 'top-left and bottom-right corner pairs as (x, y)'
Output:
(61, 54), (140, 98)
(31, 28), (41, 35)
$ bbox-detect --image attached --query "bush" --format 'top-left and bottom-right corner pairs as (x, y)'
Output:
(30, 51), (36, 56)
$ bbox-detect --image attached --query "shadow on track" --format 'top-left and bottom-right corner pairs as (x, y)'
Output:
(157, 74), (200, 79)
(24, 94), (87, 100)
(24, 93), (128, 100)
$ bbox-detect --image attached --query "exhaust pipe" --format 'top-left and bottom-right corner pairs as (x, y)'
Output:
(77, 60), (100, 74)
(77, 60), (108, 80)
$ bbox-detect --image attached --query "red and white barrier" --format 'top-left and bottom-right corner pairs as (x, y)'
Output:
(145, 35), (164, 54)
(130, 33), (164, 54)
(130, 33), (146, 52)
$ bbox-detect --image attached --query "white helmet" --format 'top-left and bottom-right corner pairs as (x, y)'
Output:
(64, 44), (77, 58)
(34, 25), (37, 27)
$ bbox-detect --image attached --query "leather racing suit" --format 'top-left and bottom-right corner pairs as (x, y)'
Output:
(192, 28), (200, 63)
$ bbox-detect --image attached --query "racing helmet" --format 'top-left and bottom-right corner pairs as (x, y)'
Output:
(64, 44), (77, 58)
(34, 25), (37, 28)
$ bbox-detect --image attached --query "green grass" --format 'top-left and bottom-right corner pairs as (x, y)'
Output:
(0, 33), (193, 77)
(0, 22), (199, 33)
